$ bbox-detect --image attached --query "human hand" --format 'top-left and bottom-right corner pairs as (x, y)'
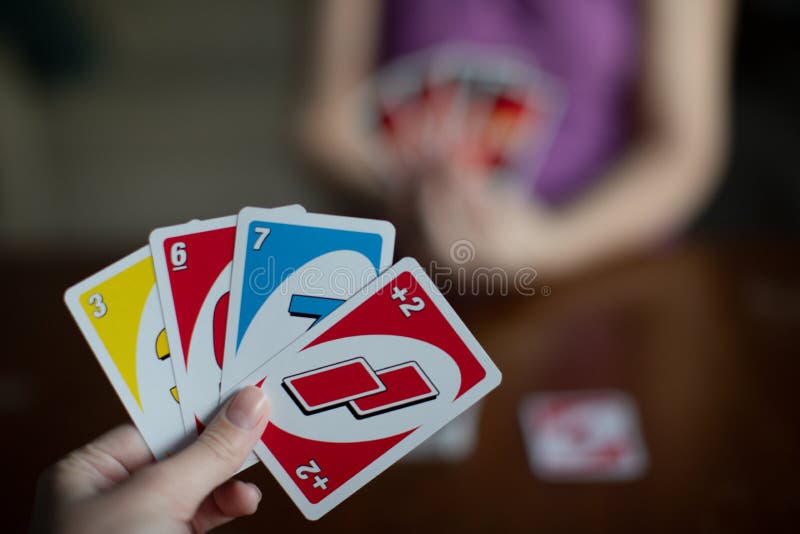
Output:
(417, 170), (559, 274)
(31, 386), (270, 534)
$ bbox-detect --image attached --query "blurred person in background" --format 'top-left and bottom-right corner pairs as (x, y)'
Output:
(301, 0), (735, 277)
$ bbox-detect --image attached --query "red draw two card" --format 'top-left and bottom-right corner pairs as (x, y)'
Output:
(237, 257), (502, 519)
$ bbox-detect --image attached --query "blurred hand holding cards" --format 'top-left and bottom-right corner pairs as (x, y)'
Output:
(364, 44), (563, 185)
(64, 205), (502, 520)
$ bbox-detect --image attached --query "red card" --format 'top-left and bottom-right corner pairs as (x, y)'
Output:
(240, 257), (502, 519)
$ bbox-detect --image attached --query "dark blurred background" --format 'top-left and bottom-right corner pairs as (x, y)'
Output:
(0, 1), (322, 250)
(1, 1), (799, 532)
(0, 1), (798, 248)
(697, 0), (800, 234)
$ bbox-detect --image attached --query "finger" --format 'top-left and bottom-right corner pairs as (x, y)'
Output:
(190, 480), (262, 533)
(145, 386), (269, 513)
(458, 178), (492, 223)
(418, 187), (459, 262)
(419, 179), (473, 237)
(82, 424), (155, 475)
(43, 424), (154, 500)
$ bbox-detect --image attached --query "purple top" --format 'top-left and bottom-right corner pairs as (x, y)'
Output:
(380, 0), (640, 205)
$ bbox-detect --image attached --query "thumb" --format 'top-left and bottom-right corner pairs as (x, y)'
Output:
(149, 386), (269, 509)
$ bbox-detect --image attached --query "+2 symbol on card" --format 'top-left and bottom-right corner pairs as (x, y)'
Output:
(296, 460), (329, 490)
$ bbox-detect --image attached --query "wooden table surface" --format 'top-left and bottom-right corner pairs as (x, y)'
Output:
(3, 240), (798, 533)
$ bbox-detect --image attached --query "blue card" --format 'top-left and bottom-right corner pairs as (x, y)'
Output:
(221, 208), (395, 392)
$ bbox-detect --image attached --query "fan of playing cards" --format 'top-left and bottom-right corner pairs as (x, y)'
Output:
(64, 205), (502, 520)
(363, 45), (562, 183)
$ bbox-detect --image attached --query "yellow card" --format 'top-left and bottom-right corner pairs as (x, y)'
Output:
(64, 246), (187, 458)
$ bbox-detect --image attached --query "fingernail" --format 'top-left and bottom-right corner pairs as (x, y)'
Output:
(226, 386), (267, 429)
(250, 483), (262, 503)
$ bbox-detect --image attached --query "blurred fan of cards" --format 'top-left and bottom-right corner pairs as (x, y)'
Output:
(518, 390), (648, 482)
(402, 403), (484, 464)
(359, 44), (563, 185)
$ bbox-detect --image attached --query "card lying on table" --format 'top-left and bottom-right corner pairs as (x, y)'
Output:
(231, 257), (502, 519)
(64, 246), (186, 459)
(220, 207), (396, 395)
(518, 390), (649, 482)
(149, 206), (304, 439)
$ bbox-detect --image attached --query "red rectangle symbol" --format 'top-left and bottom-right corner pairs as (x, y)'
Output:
(349, 362), (438, 418)
(283, 357), (386, 413)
